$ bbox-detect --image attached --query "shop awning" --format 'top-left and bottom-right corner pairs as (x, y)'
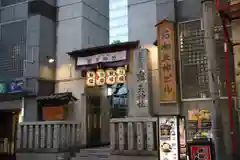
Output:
(67, 40), (139, 57)
(67, 41), (139, 70)
(36, 92), (77, 106)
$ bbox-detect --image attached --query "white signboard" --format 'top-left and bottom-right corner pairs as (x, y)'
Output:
(77, 51), (127, 66)
(158, 116), (179, 160)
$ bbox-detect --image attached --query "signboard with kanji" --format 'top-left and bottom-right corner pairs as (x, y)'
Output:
(156, 19), (177, 102)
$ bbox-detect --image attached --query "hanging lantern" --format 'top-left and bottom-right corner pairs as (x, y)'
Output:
(96, 69), (105, 86)
(116, 67), (126, 84)
(86, 71), (96, 87)
(105, 68), (116, 85)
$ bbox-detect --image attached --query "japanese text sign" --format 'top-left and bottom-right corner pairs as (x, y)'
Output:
(132, 49), (150, 116)
(157, 20), (177, 102)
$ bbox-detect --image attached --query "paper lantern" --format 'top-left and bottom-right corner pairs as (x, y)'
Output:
(105, 68), (116, 85)
(86, 71), (96, 87)
(116, 67), (126, 84)
(96, 69), (105, 86)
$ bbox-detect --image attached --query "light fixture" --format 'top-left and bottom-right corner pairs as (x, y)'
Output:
(46, 56), (55, 63)
(48, 58), (55, 63)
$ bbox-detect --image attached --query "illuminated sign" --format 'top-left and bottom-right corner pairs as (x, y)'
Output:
(86, 71), (96, 87)
(86, 67), (126, 87)
(96, 69), (105, 86)
(106, 69), (116, 85)
(116, 67), (126, 84)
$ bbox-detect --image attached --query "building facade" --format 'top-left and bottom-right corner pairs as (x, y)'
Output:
(0, 0), (109, 156)
(127, 0), (238, 156)
(109, 0), (128, 43)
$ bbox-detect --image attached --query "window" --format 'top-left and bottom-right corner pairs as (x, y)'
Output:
(110, 34), (128, 43)
(110, 0), (127, 10)
(110, 16), (128, 28)
(110, 25), (128, 37)
(109, 84), (128, 118)
(110, 7), (128, 19)
(1, 0), (26, 7)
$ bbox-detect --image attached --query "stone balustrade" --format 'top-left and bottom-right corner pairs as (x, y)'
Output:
(16, 121), (81, 152)
(110, 117), (158, 156)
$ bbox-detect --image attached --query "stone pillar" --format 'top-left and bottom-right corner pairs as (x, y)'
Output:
(128, 48), (151, 117)
(23, 97), (38, 121)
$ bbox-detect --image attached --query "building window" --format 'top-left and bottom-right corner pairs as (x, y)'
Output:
(179, 20), (233, 99)
(110, 16), (128, 28)
(108, 84), (128, 118)
(110, 34), (128, 43)
(179, 20), (209, 99)
(110, 0), (127, 10)
(110, 25), (128, 37)
(1, 0), (26, 7)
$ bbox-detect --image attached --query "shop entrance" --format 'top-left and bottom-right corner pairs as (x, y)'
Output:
(86, 88), (102, 147)
(0, 110), (19, 160)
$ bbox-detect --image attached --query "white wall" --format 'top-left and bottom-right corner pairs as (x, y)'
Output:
(128, 0), (157, 45)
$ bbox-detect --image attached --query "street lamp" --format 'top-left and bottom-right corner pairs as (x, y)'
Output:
(46, 56), (55, 63)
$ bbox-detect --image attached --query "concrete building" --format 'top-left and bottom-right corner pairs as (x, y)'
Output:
(109, 0), (128, 43)
(0, 0), (109, 159)
(123, 0), (238, 157)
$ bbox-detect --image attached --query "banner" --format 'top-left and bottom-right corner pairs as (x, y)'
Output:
(158, 116), (179, 160)
(156, 20), (177, 102)
(42, 106), (66, 121)
(77, 51), (127, 66)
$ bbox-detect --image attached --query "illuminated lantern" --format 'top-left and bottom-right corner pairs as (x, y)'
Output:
(96, 69), (105, 86)
(116, 67), (126, 84)
(86, 71), (96, 87)
(106, 69), (116, 85)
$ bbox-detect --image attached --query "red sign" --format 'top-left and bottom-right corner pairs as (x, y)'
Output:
(190, 145), (212, 160)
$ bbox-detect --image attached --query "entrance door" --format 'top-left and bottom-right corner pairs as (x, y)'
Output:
(0, 110), (19, 160)
(86, 95), (101, 147)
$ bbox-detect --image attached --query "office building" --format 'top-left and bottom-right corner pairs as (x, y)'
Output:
(0, 0), (109, 158)
(109, 0), (128, 43)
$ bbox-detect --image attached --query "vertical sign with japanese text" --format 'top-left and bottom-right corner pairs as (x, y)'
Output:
(157, 20), (177, 102)
(132, 49), (150, 116)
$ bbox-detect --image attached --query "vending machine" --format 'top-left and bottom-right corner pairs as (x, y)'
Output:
(158, 116), (186, 160)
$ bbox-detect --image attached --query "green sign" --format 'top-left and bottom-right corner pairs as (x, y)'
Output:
(0, 83), (7, 93)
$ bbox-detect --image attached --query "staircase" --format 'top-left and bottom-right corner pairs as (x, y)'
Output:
(71, 147), (110, 160)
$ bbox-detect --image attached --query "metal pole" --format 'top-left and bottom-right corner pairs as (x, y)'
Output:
(201, 0), (226, 159)
(221, 18), (236, 154)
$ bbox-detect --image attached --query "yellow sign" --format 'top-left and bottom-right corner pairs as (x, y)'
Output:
(188, 109), (211, 121)
(156, 20), (177, 102)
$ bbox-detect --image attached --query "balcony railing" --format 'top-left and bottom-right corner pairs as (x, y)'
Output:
(16, 121), (82, 152)
(110, 117), (158, 155)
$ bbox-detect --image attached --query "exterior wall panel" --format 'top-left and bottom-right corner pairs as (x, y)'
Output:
(128, 0), (156, 45)
(0, 20), (26, 80)
(0, 3), (28, 23)
(176, 0), (202, 22)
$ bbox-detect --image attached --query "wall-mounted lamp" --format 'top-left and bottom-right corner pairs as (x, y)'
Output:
(46, 56), (55, 63)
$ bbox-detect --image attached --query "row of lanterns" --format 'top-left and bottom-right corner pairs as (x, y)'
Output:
(86, 67), (126, 87)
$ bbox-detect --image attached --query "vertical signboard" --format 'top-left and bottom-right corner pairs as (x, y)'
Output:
(156, 19), (177, 102)
(158, 116), (179, 160)
(189, 145), (212, 160)
(132, 49), (150, 116)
